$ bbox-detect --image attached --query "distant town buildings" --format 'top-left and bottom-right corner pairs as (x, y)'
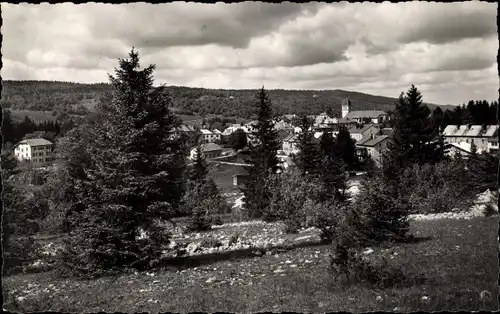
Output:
(341, 97), (389, 124)
(13, 138), (54, 168)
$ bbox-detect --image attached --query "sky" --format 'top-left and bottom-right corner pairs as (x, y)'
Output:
(2, 1), (498, 105)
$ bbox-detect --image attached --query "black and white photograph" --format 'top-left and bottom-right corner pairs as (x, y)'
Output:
(2, 1), (499, 312)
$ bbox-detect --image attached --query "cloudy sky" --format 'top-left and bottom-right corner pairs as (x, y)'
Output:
(2, 2), (498, 105)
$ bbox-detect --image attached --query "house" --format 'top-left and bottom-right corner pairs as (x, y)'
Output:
(348, 124), (380, 142)
(169, 124), (197, 147)
(442, 125), (498, 153)
(487, 138), (499, 154)
(282, 134), (300, 156)
(199, 129), (219, 143)
(13, 138), (54, 168)
(341, 97), (389, 124)
(356, 135), (393, 167)
(212, 129), (222, 142)
(446, 142), (473, 159)
(189, 143), (223, 160)
(274, 119), (292, 130)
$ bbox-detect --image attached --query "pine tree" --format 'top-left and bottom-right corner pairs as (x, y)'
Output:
(318, 132), (349, 202)
(333, 126), (357, 170)
(189, 144), (208, 184)
(294, 115), (321, 177)
(241, 87), (280, 219)
(387, 85), (441, 171)
(61, 49), (187, 276)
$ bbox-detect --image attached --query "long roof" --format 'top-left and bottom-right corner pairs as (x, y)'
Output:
(345, 110), (388, 119)
(356, 135), (390, 147)
(348, 124), (378, 134)
(16, 138), (53, 147)
(443, 125), (498, 137)
(199, 129), (213, 135)
(197, 143), (223, 152)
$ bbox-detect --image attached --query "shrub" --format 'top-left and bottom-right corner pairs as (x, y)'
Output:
(303, 198), (345, 241)
(199, 237), (223, 248)
(354, 175), (411, 243)
(229, 232), (242, 246)
(183, 179), (230, 232)
(266, 168), (323, 233)
(329, 246), (405, 288)
(399, 160), (475, 214)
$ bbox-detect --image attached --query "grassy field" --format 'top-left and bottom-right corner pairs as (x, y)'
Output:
(3, 216), (498, 312)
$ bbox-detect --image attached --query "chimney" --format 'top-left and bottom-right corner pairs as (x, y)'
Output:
(370, 134), (374, 140)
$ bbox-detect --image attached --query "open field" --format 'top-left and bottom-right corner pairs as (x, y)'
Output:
(3, 216), (498, 312)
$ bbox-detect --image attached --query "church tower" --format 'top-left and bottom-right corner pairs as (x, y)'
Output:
(341, 97), (351, 119)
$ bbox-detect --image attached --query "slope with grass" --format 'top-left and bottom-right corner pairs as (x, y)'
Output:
(3, 216), (498, 312)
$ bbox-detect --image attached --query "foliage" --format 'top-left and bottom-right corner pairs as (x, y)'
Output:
(466, 151), (499, 194)
(183, 179), (229, 231)
(228, 128), (248, 151)
(294, 115), (322, 177)
(353, 175), (411, 244)
(1, 151), (47, 273)
(387, 85), (443, 174)
(318, 132), (350, 201)
(59, 49), (187, 277)
(399, 159), (475, 214)
(241, 87), (281, 219)
(303, 198), (345, 241)
(329, 246), (405, 289)
(265, 168), (323, 232)
(333, 126), (358, 170)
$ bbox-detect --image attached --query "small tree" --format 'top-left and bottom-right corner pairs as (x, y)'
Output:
(294, 115), (321, 177)
(333, 126), (358, 170)
(241, 87), (280, 218)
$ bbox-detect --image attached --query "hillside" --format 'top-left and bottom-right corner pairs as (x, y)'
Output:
(1, 80), (453, 121)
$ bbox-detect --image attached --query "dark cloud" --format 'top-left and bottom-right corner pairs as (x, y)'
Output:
(88, 2), (322, 50)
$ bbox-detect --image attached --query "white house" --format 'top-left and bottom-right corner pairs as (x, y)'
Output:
(199, 129), (219, 143)
(442, 125), (498, 153)
(189, 143), (223, 160)
(212, 129), (222, 142)
(356, 134), (393, 168)
(13, 138), (54, 168)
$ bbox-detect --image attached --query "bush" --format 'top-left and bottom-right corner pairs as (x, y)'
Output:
(183, 179), (230, 232)
(354, 175), (411, 243)
(399, 160), (474, 214)
(266, 168), (323, 233)
(329, 246), (405, 288)
(303, 199), (345, 241)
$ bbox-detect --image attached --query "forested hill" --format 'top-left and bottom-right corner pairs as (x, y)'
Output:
(1, 80), (452, 119)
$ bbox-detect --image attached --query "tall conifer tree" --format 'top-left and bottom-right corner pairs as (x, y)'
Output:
(61, 49), (186, 276)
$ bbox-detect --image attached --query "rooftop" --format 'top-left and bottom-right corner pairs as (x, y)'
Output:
(357, 135), (390, 147)
(199, 129), (213, 135)
(345, 110), (388, 119)
(198, 143), (223, 152)
(348, 124), (379, 134)
(17, 138), (53, 147)
(443, 125), (498, 137)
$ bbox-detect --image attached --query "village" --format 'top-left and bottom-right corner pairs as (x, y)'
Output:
(2, 2), (499, 313)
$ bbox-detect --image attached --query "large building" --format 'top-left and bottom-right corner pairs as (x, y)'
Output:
(13, 138), (54, 168)
(442, 125), (498, 153)
(341, 97), (389, 124)
(189, 143), (223, 160)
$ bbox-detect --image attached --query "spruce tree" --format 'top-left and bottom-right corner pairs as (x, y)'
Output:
(294, 115), (321, 177)
(318, 132), (349, 202)
(61, 49), (186, 276)
(387, 85), (441, 172)
(333, 126), (357, 170)
(241, 87), (280, 219)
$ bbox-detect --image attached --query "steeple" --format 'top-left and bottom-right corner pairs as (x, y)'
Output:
(341, 97), (351, 119)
